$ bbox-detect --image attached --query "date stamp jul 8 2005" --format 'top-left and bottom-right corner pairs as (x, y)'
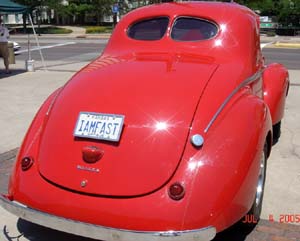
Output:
(242, 214), (300, 224)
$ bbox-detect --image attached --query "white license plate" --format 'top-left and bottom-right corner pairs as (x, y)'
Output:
(74, 112), (125, 142)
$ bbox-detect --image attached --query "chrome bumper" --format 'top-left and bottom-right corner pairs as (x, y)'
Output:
(0, 195), (216, 241)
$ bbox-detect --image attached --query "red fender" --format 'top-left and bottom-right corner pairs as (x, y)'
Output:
(172, 90), (272, 232)
(8, 88), (62, 197)
(263, 63), (289, 125)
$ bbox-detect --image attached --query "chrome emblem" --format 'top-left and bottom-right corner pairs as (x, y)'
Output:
(77, 164), (100, 173)
(81, 180), (88, 187)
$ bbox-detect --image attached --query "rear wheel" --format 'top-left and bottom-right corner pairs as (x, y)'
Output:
(246, 143), (268, 225)
(272, 121), (281, 144)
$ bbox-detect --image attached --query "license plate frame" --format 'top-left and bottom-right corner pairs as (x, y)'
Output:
(74, 112), (125, 142)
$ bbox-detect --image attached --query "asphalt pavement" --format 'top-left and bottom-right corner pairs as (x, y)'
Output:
(0, 33), (299, 240)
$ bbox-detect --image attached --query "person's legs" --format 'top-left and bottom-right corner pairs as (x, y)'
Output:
(0, 42), (9, 73)
(0, 43), (3, 70)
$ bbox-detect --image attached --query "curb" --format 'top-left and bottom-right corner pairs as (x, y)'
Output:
(77, 34), (112, 39)
(274, 42), (300, 48)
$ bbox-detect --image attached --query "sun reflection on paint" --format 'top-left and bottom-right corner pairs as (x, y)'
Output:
(214, 39), (223, 47)
(219, 23), (227, 32)
(188, 159), (204, 172)
(155, 121), (168, 131)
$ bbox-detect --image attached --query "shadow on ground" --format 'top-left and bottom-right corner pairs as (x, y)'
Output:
(34, 60), (89, 73)
(0, 69), (27, 79)
(16, 219), (98, 241)
(213, 221), (255, 240)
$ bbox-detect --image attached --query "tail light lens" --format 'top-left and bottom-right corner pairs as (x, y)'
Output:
(3, 194), (13, 201)
(82, 146), (104, 164)
(21, 156), (34, 171)
(168, 182), (185, 201)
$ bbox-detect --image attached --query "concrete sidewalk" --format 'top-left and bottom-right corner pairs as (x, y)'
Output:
(0, 60), (88, 154)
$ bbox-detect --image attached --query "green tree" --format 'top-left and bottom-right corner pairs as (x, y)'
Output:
(46, 0), (69, 24)
(89, 0), (114, 25)
(236, 0), (299, 27)
(276, 0), (300, 26)
(65, 2), (92, 24)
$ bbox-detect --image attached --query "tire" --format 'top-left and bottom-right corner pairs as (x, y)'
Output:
(272, 121), (281, 144)
(245, 143), (268, 226)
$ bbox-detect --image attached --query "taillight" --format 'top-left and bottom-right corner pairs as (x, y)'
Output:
(3, 194), (13, 201)
(82, 146), (104, 164)
(168, 182), (185, 201)
(21, 156), (34, 171)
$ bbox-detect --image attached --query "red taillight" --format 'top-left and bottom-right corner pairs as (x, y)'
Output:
(82, 146), (104, 164)
(168, 182), (185, 201)
(3, 194), (13, 201)
(21, 157), (34, 171)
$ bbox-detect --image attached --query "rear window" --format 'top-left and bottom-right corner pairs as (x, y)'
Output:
(128, 17), (169, 41)
(171, 17), (218, 41)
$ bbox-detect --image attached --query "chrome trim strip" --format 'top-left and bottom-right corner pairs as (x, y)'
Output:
(0, 195), (216, 241)
(204, 70), (263, 133)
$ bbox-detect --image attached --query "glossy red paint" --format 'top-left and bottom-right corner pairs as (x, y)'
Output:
(38, 58), (218, 196)
(263, 63), (289, 125)
(3, 1), (288, 239)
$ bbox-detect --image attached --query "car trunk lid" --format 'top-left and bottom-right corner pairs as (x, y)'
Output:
(38, 53), (217, 196)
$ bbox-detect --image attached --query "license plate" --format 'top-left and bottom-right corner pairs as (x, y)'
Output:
(74, 112), (125, 142)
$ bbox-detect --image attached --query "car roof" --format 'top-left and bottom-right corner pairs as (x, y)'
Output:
(105, 1), (260, 68)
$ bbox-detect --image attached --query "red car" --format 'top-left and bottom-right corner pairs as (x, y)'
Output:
(0, 2), (289, 241)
